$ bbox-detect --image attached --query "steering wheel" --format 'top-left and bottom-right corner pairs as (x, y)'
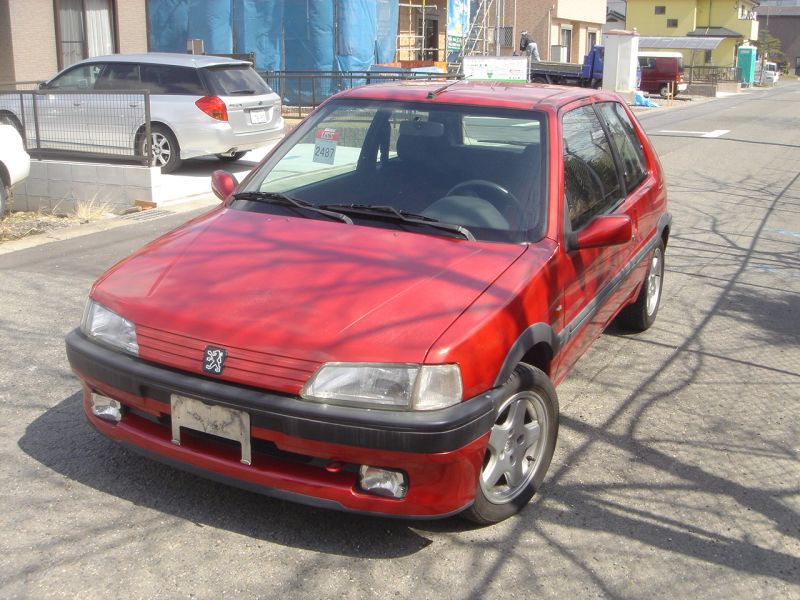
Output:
(445, 179), (525, 219)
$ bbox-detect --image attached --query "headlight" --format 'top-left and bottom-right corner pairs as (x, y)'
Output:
(300, 363), (462, 411)
(80, 299), (139, 355)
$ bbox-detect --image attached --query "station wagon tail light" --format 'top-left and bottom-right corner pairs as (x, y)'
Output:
(196, 95), (228, 121)
(301, 363), (462, 411)
(80, 299), (139, 356)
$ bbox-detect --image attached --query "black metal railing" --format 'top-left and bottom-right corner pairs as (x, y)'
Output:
(684, 66), (742, 84)
(0, 88), (152, 165)
(260, 70), (460, 117)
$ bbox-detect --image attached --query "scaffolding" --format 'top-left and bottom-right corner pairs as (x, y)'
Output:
(396, 0), (444, 63)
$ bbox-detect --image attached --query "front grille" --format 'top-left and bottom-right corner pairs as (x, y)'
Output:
(136, 325), (321, 394)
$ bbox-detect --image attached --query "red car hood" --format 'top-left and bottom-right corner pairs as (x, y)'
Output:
(93, 208), (526, 393)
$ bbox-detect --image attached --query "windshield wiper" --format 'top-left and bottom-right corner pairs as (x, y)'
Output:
(320, 204), (474, 241)
(229, 89), (256, 95)
(232, 192), (353, 224)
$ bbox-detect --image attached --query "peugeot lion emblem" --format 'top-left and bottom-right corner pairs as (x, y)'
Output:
(203, 346), (227, 374)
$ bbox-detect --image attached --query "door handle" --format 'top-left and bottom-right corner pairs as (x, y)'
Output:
(129, 103), (141, 108)
(73, 101), (82, 106)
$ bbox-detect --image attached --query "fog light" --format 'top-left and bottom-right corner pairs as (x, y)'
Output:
(90, 393), (124, 423)
(358, 465), (408, 499)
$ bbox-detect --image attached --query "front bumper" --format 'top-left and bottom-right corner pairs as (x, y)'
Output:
(66, 330), (498, 518)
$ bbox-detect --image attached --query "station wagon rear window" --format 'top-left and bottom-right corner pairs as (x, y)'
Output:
(202, 65), (273, 96)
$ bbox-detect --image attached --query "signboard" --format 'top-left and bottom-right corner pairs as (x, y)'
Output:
(463, 56), (529, 82)
(446, 0), (470, 52)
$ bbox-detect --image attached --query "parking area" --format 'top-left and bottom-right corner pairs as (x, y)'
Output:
(0, 82), (797, 598)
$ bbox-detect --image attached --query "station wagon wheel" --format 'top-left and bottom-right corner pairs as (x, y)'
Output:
(0, 184), (8, 217)
(616, 239), (665, 332)
(464, 363), (558, 524)
(139, 125), (182, 174)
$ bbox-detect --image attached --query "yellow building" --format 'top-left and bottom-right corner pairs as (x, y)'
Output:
(626, 0), (759, 67)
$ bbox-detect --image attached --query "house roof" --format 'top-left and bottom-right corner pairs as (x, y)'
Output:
(758, 7), (800, 16)
(687, 27), (744, 38)
(639, 36), (725, 50)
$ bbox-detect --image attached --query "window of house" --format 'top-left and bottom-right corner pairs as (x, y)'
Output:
(562, 105), (622, 230)
(587, 31), (598, 50)
(667, 19), (678, 28)
(560, 27), (573, 62)
(655, 6), (666, 15)
(54, 0), (118, 69)
(704, 50), (713, 64)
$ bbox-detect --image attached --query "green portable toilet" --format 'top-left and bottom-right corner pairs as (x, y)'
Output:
(737, 45), (757, 85)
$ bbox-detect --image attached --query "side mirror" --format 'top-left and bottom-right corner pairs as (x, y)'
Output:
(38, 82), (48, 90)
(211, 170), (238, 202)
(571, 214), (632, 250)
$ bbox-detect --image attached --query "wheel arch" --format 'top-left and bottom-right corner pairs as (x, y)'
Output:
(134, 121), (181, 154)
(0, 110), (25, 139)
(493, 323), (557, 387)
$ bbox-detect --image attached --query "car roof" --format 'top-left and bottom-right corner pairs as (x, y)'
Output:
(79, 53), (251, 68)
(332, 80), (621, 111)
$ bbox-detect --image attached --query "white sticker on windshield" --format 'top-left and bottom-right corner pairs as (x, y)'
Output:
(313, 128), (339, 165)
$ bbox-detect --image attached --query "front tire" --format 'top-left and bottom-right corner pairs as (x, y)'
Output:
(617, 240), (665, 332)
(463, 363), (559, 525)
(139, 125), (182, 174)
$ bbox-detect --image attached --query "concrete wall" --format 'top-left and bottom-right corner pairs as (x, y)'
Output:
(12, 160), (158, 214)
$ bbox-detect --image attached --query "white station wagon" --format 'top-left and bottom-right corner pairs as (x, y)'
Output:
(0, 53), (284, 173)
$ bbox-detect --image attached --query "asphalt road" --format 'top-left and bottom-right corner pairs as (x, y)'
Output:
(1, 82), (798, 599)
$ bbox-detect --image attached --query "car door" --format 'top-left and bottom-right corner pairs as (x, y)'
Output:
(93, 62), (143, 155)
(40, 63), (103, 152)
(553, 101), (638, 379)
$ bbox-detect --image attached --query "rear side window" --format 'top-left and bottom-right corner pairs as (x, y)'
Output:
(141, 65), (205, 95)
(95, 63), (140, 90)
(562, 105), (622, 230)
(202, 65), (272, 96)
(596, 102), (648, 193)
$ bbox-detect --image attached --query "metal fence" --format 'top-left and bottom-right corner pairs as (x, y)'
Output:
(261, 70), (460, 117)
(0, 88), (151, 165)
(684, 66), (742, 84)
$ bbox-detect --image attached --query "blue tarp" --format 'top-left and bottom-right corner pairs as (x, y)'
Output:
(375, 0), (399, 64)
(148, 0), (400, 103)
(188, 0), (232, 54)
(284, 0), (336, 102)
(148, 0), (190, 53)
(233, 0), (283, 71)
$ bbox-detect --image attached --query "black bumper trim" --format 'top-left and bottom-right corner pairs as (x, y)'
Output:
(67, 329), (498, 454)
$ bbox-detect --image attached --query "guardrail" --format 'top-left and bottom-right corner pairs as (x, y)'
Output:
(260, 70), (460, 117)
(0, 88), (152, 165)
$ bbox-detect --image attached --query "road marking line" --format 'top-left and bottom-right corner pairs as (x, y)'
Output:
(658, 129), (730, 138)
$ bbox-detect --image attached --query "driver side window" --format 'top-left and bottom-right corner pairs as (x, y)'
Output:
(562, 105), (622, 230)
(48, 64), (104, 90)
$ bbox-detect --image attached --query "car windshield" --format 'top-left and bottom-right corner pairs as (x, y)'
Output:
(202, 65), (273, 95)
(242, 99), (547, 243)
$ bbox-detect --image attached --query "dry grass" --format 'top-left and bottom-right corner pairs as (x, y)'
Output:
(1, 196), (116, 243)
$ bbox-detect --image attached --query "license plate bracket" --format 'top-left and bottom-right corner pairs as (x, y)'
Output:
(171, 395), (251, 465)
(249, 109), (267, 124)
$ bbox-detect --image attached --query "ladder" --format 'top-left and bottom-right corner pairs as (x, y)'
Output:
(452, 0), (496, 73)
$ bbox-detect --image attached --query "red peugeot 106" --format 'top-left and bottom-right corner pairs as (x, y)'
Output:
(67, 81), (669, 524)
